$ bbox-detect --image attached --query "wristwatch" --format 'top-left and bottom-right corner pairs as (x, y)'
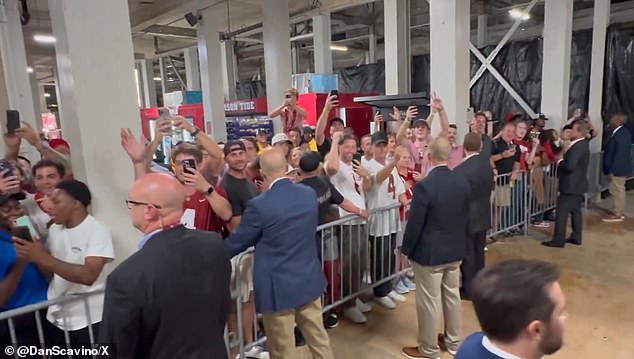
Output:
(205, 185), (215, 196)
(191, 127), (201, 137)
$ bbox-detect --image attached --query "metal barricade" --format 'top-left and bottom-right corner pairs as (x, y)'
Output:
(489, 171), (530, 238)
(526, 163), (560, 225)
(229, 204), (404, 359)
(0, 290), (105, 358)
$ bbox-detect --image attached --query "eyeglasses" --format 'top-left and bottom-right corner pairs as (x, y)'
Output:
(125, 200), (162, 210)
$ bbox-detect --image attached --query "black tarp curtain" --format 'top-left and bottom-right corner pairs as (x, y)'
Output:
(235, 27), (634, 133)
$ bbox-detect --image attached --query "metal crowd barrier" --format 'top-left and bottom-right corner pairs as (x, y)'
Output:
(0, 290), (104, 359)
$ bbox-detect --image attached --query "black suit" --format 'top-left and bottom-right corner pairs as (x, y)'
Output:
(402, 166), (471, 266)
(552, 139), (590, 245)
(453, 154), (494, 297)
(100, 226), (231, 359)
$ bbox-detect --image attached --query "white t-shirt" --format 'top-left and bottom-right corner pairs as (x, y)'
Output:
(20, 194), (51, 239)
(327, 159), (366, 225)
(46, 215), (115, 331)
(365, 159), (405, 236)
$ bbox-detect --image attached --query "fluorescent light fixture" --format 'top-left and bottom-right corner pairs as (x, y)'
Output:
(168, 78), (175, 82)
(330, 44), (348, 52)
(153, 77), (162, 81)
(26, 67), (34, 73)
(44, 93), (51, 98)
(49, 104), (58, 107)
(509, 8), (529, 21)
(33, 34), (56, 44)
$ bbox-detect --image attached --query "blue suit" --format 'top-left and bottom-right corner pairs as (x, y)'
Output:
(224, 178), (326, 314)
(603, 126), (633, 177)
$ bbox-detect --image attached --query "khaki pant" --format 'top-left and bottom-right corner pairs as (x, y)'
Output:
(261, 298), (334, 359)
(412, 261), (462, 358)
(609, 176), (627, 216)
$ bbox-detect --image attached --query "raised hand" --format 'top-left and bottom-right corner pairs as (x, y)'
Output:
(172, 115), (196, 133)
(430, 91), (444, 113)
(374, 111), (384, 123)
(325, 94), (339, 110)
(352, 160), (370, 178)
(15, 122), (41, 148)
(120, 128), (146, 164)
(182, 167), (210, 193)
(154, 118), (172, 140)
(0, 170), (21, 193)
(331, 131), (344, 144)
(405, 106), (418, 121)
(390, 106), (401, 121)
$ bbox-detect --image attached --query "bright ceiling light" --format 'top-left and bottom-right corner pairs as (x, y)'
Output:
(153, 77), (162, 81)
(44, 93), (51, 98)
(33, 34), (56, 44)
(509, 8), (529, 21)
(26, 67), (34, 73)
(522, 13), (531, 21)
(330, 44), (348, 52)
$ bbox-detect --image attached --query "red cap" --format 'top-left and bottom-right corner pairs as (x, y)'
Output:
(48, 138), (70, 150)
(505, 112), (522, 123)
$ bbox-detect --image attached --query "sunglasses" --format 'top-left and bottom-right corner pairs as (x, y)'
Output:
(284, 94), (293, 99)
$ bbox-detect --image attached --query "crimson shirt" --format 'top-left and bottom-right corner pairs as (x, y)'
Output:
(182, 187), (228, 237)
(398, 169), (416, 221)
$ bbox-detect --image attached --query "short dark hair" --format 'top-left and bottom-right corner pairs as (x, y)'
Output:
(340, 133), (359, 146)
(171, 142), (203, 163)
(56, 180), (92, 207)
(474, 111), (488, 119)
(32, 160), (65, 178)
(449, 124), (457, 129)
(562, 124), (573, 131)
(330, 118), (345, 127)
(611, 112), (628, 126)
(241, 136), (258, 150)
(571, 119), (590, 137)
(471, 260), (560, 343)
(463, 133), (482, 152)
(288, 127), (302, 135)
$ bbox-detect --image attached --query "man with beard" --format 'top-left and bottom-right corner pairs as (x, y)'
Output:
(456, 260), (566, 359)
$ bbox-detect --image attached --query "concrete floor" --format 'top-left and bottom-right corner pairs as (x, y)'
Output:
(294, 192), (634, 359)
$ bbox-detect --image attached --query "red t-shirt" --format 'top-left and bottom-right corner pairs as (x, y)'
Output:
(182, 187), (228, 237)
(398, 169), (416, 221)
(513, 139), (532, 171)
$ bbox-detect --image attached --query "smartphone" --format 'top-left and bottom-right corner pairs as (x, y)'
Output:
(0, 159), (15, 178)
(353, 153), (362, 163)
(182, 159), (196, 174)
(12, 226), (33, 242)
(329, 90), (339, 98)
(14, 216), (38, 239)
(509, 144), (518, 152)
(6, 110), (20, 135)
(158, 108), (170, 118)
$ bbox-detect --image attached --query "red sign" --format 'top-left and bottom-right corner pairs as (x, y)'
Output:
(224, 97), (268, 116)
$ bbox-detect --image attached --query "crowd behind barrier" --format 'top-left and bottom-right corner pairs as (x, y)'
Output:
(1, 146), (632, 359)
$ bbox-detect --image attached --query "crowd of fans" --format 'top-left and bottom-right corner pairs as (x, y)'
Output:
(0, 86), (631, 359)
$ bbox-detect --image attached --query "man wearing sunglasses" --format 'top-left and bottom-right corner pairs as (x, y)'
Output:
(269, 88), (308, 134)
(101, 173), (231, 358)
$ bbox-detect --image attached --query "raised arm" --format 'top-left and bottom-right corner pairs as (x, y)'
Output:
(173, 116), (223, 160)
(375, 152), (400, 184)
(324, 132), (343, 176)
(430, 94), (450, 137)
(268, 101), (287, 119)
(316, 95), (338, 146)
(15, 123), (72, 174)
(120, 128), (149, 180)
(396, 106), (418, 146)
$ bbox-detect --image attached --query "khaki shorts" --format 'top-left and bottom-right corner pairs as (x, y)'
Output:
(231, 253), (254, 303)
(495, 185), (511, 207)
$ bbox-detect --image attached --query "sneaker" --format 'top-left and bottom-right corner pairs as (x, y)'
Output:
(375, 295), (396, 309)
(343, 306), (367, 324)
(402, 276), (417, 291)
(394, 279), (410, 294)
(388, 290), (406, 303)
(243, 345), (266, 359)
(323, 312), (339, 329)
(355, 298), (372, 313)
(602, 214), (625, 223)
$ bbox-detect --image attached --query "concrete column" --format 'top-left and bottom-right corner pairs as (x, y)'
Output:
(430, 0), (471, 138)
(220, 40), (238, 100)
(368, 25), (377, 64)
(0, 0), (38, 134)
(184, 47), (201, 91)
(29, 70), (42, 119)
(477, 14), (488, 48)
(588, 0), (610, 152)
(313, 14), (332, 73)
(140, 59), (158, 108)
(384, 0), (410, 95)
(37, 84), (48, 114)
(291, 43), (299, 74)
(48, 0), (141, 261)
(262, 0), (292, 132)
(158, 57), (167, 98)
(540, 0), (574, 130)
(197, 6), (227, 140)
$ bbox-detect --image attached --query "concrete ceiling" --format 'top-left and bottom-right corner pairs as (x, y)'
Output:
(18, 0), (634, 87)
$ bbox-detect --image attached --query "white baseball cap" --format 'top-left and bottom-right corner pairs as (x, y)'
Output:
(271, 133), (292, 146)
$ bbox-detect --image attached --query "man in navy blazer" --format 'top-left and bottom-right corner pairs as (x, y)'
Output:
(602, 113), (633, 223)
(225, 150), (333, 359)
(401, 137), (471, 359)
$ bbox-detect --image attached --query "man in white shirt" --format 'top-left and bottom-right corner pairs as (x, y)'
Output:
(364, 132), (408, 310)
(324, 132), (374, 324)
(14, 180), (114, 346)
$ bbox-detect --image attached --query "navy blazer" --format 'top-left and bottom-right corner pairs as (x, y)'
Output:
(224, 178), (326, 314)
(603, 126), (633, 177)
(558, 139), (590, 196)
(401, 166), (471, 267)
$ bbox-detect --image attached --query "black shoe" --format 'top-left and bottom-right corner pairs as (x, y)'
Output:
(294, 326), (306, 347)
(323, 312), (339, 329)
(566, 238), (582, 246)
(541, 241), (565, 248)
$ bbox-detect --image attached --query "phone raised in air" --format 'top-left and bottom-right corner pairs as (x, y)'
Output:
(353, 153), (363, 163)
(12, 226), (33, 242)
(0, 159), (15, 178)
(6, 110), (20, 135)
(329, 90), (339, 98)
(182, 159), (196, 174)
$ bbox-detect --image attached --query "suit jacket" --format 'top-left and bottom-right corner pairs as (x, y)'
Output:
(454, 154), (495, 234)
(558, 139), (590, 195)
(99, 227), (231, 359)
(603, 126), (633, 177)
(224, 178), (326, 314)
(402, 166), (471, 266)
